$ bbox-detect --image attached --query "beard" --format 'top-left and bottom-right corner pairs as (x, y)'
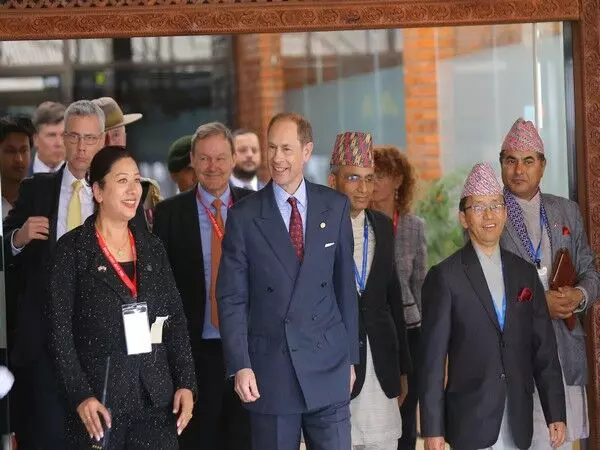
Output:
(233, 165), (258, 181)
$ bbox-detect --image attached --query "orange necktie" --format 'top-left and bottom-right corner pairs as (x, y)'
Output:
(209, 199), (224, 328)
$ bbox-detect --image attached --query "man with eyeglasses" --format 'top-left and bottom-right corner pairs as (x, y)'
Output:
(499, 118), (599, 450)
(3, 100), (107, 450)
(327, 131), (411, 450)
(419, 162), (565, 450)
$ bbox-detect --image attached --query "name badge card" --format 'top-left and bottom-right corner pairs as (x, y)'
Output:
(537, 266), (549, 291)
(122, 302), (152, 355)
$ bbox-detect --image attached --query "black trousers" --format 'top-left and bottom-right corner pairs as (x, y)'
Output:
(65, 378), (177, 450)
(398, 327), (421, 450)
(179, 339), (250, 450)
(12, 350), (67, 450)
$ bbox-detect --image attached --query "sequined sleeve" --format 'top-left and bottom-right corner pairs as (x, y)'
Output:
(47, 232), (95, 410)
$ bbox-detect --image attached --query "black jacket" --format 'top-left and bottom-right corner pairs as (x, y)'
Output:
(2, 167), (147, 366)
(47, 215), (197, 412)
(418, 242), (565, 450)
(351, 208), (412, 400)
(153, 185), (254, 344)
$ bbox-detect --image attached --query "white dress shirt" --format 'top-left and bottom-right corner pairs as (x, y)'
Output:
(56, 165), (94, 241)
(32, 153), (64, 174)
(230, 174), (259, 191)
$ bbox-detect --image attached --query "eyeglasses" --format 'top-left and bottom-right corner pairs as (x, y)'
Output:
(345, 174), (376, 184)
(63, 132), (103, 145)
(463, 203), (506, 216)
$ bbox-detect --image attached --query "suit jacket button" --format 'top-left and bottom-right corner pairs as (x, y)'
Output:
(317, 342), (322, 349)
(500, 373), (506, 380)
(359, 340), (365, 347)
(285, 318), (290, 324)
(266, 287), (273, 293)
(321, 282), (327, 287)
(312, 314), (317, 321)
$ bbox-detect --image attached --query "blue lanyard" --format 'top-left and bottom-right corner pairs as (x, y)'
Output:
(493, 295), (507, 330)
(354, 217), (368, 294)
(527, 210), (547, 268)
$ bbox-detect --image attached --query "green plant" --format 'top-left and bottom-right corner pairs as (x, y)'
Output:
(414, 169), (468, 268)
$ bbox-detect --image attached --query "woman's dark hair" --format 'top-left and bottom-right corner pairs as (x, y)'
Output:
(89, 146), (135, 207)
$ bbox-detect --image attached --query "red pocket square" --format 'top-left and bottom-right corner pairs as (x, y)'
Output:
(562, 226), (571, 236)
(518, 287), (532, 302)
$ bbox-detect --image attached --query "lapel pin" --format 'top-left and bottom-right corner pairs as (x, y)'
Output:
(146, 264), (153, 272)
(98, 266), (107, 272)
(320, 222), (326, 229)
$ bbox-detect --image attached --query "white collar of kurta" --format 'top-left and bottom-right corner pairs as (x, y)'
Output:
(351, 209), (366, 227)
(514, 190), (541, 210)
(473, 242), (502, 268)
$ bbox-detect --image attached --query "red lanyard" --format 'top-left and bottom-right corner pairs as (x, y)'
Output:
(96, 227), (138, 299)
(195, 189), (233, 240)
(392, 210), (399, 238)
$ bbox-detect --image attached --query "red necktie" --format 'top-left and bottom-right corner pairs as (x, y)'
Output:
(209, 199), (223, 328)
(287, 197), (304, 262)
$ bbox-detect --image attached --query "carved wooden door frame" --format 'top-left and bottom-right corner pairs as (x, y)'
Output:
(2, 0), (600, 448)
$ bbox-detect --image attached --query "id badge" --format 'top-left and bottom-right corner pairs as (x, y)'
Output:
(537, 266), (549, 291)
(121, 302), (152, 355)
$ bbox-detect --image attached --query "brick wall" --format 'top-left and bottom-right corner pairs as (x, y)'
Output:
(233, 33), (283, 182)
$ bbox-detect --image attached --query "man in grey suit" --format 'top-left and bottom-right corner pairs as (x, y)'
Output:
(499, 118), (600, 449)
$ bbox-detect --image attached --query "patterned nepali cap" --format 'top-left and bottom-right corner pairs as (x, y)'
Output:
(501, 117), (544, 154)
(330, 131), (374, 168)
(460, 162), (503, 199)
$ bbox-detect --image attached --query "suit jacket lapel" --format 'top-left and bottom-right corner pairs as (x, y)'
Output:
(462, 242), (501, 332)
(300, 182), (330, 270)
(362, 209), (382, 295)
(504, 219), (529, 260)
(254, 182), (300, 280)
(183, 188), (203, 271)
(49, 167), (64, 252)
(541, 194), (561, 259)
(500, 249), (518, 334)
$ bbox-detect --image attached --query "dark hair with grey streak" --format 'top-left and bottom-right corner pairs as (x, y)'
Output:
(191, 122), (234, 155)
(64, 100), (105, 133)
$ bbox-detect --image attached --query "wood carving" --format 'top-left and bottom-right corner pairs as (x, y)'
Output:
(0, 0), (580, 40)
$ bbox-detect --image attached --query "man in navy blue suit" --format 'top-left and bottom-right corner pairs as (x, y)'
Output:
(217, 112), (358, 450)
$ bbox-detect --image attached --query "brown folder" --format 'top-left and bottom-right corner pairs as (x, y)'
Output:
(550, 248), (578, 330)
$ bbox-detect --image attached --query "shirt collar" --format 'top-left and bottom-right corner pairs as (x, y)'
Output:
(34, 153), (63, 174)
(514, 189), (541, 209)
(273, 178), (307, 210)
(473, 242), (502, 266)
(197, 183), (231, 208)
(351, 209), (366, 226)
(62, 163), (90, 192)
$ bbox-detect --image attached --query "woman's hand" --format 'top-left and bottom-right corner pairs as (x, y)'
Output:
(173, 388), (194, 435)
(77, 397), (111, 442)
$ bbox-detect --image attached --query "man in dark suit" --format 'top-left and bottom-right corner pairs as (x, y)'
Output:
(29, 101), (66, 175)
(419, 162), (566, 450)
(3, 99), (107, 449)
(153, 122), (253, 450)
(217, 112), (358, 450)
(328, 131), (411, 449)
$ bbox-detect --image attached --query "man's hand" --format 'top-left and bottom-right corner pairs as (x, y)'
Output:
(397, 374), (408, 407)
(13, 216), (49, 248)
(546, 290), (576, 319)
(548, 421), (566, 448)
(234, 368), (260, 403)
(350, 365), (356, 393)
(424, 436), (445, 450)
(558, 287), (584, 311)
